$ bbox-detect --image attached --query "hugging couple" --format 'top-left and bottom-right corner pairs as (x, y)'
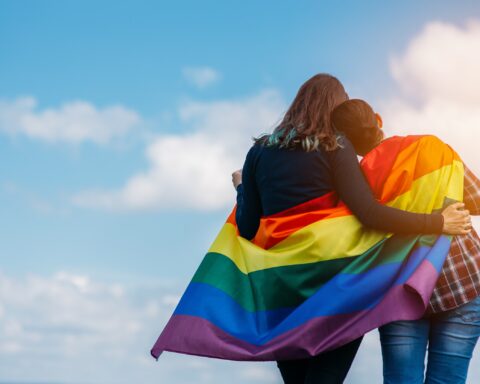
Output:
(151, 74), (480, 384)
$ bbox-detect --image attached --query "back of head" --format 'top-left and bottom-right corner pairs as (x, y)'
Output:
(256, 73), (348, 152)
(331, 99), (384, 156)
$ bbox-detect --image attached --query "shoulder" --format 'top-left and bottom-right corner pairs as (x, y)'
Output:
(329, 135), (357, 161)
(245, 142), (264, 160)
(336, 134), (355, 151)
(242, 143), (265, 172)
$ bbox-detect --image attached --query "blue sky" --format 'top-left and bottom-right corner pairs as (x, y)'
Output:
(1, 1), (480, 383)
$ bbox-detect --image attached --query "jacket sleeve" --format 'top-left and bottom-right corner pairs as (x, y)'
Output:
(235, 146), (263, 239)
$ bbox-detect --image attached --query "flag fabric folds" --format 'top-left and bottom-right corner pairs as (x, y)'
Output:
(151, 135), (464, 361)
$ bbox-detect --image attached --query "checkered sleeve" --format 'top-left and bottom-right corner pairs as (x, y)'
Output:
(464, 164), (480, 215)
(427, 163), (480, 314)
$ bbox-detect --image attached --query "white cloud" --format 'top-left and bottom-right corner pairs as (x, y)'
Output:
(183, 66), (221, 88)
(72, 89), (286, 212)
(0, 271), (162, 382)
(1, 270), (479, 384)
(345, 331), (383, 383)
(390, 20), (480, 105)
(0, 271), (282, 384)
(381, 20), (480, 176)
(241, 365), (278, 383)
(0, 96), (141, 144)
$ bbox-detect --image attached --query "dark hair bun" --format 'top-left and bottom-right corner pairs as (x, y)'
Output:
(331, 99), (383, 155)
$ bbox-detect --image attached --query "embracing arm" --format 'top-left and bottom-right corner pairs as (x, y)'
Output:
(330, 139), (444, 234)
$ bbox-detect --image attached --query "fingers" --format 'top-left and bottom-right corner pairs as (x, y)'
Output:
(445, 202), (466, 213)
(455, 217), (471, 225)
(443, 201), (474, 235)
(450, 228), (472, 235)
(451, 202), (466, 210)
(460, 215), (471, 223)
(442, 202), (465, 215)
(459, 224), (472, 235)
(457, 208), (469, 218)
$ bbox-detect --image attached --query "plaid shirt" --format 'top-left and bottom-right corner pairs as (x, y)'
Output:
(428, 164), (480, 313)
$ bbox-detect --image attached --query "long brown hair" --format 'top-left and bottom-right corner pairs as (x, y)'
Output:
(255, 73), (348, 151)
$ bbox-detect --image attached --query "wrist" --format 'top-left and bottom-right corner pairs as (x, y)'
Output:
(437, 213), (445, 234)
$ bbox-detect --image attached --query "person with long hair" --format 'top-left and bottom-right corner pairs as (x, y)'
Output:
(331, 99), (480, 384)
(231, 74), (471, 383)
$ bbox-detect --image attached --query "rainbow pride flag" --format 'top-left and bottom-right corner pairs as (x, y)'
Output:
(151, 135), (464, 361)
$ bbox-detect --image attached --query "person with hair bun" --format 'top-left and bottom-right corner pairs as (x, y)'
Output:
(331, 99), (385, 156)
(332, 98), (480, 384)
(231, 75), (471, 384)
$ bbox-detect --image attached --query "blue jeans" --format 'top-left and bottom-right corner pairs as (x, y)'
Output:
(379, 296), (480, 384)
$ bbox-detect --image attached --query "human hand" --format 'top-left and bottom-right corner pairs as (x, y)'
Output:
(232, 169), (242, 190)
(441, 202), (472, 235)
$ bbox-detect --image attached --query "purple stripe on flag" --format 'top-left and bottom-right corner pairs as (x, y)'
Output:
(151, 260), (438, 361)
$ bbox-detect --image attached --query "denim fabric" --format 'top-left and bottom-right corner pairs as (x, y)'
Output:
(379, 296), (480, 384)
